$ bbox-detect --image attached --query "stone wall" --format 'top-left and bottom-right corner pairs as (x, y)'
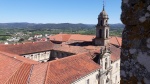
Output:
(121, 0), (150, 84)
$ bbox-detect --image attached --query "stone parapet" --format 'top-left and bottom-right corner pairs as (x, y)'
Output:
(121, 0), (150, 83)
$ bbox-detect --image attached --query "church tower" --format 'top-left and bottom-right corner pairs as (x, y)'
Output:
(93, 3), (110, 46)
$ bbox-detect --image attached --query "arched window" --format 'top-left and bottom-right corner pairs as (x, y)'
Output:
(106, 20), (108, 25)
(106, 29), (108, 38)
(105, 58), (107, 69)
(115, 76), (117, 83)
(106, 77), (109, 83)
(101, 20), (103, 26)
(99, 29), (102, 38)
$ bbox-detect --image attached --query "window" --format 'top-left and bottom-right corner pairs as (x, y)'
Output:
(99, 29), (102, 38)
(105, 62), (107, 69)
(96, 74), (99, 80)
(116, 63), (118, 68)
(106, 29), (109, 38)
(106, 78), (109, 83)
(86, 79), (89, 84)
(101, 20), (103, 26)
(34, 55), (36, 59)
(105, 58), (107, 69)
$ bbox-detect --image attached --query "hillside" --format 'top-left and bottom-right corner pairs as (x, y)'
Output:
(0, 23), (124, 29)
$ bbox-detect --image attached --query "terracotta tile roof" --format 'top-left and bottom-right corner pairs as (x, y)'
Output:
(29, 63), (48, 84)
(0, 51), (38, 64)
(6, 63), (32, 84)
(0, 54), (23, 84)
(45, 53), (100, 84)
(69, 34), (95, 41)
(110, 36), (122, 47)
(50, 34), (122, 47)
(50, 34), (72, 42)
(0, 51), (41, 84)
(53, 44), (88, 54)
(110, 44), (121, 62)
(0, 50), (100, 84)
(0, 41), (54, 55)
(84, 46), (101, 51)
(50, 34), (95, 42)
(0, 34), (121, 84)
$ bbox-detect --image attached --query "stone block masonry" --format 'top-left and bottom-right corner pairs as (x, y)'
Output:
(121, 0), (150, 84)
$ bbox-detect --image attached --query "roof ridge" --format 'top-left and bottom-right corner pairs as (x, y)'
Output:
(4, 62), (24, 83)
(47, 52), (89, 63)
(44, 62), (50, 84)
(0, 52), (38, 64)
(27, 64), (34, 84)
(0, 52), (22, 62)
(115, 36), (121, 47)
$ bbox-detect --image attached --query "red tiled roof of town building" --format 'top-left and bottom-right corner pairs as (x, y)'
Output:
(29, 63), (48, 84)
(69, 34), (95, 41)
(110, 36), (122, 47)
(0, 34), (121, 84)
(0, 51), (100, 84)
(50, 34), (122, 47)
(0, 51), (37, 84)
(110, 45), (121, 62)
(0, 53), (23, 84)
(45, 53), (100, 84)
(0, 41), (54, 55)
(53, 44), (88, 54)
(50, 34), (72, 42)
(50, 34), (95, 42)
(6, 63), (32, 84)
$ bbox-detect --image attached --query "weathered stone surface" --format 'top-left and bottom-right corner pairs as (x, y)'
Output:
(121, 0), (150, 83)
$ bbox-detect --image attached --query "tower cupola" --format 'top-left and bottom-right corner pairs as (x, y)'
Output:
(98, 6), (108, 19)
(93, 1), (110, 46)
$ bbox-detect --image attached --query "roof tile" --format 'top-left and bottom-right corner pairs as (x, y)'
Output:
(0, 41), (54, 55)
(45, 53), (100, 84)
(6, 63), (32, 84)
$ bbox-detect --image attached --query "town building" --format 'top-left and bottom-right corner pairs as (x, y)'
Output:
(0, 4), (121, 84)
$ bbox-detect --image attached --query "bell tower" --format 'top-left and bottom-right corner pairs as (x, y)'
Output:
(93, 2), (110, 46)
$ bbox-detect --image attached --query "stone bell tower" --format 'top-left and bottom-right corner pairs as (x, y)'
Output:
(93, 3), (110, 46)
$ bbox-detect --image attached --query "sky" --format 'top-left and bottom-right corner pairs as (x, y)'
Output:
(0, 0), (122, 24)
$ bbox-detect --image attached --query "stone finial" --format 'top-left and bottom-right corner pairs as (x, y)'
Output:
(103, 0), (105, 11)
